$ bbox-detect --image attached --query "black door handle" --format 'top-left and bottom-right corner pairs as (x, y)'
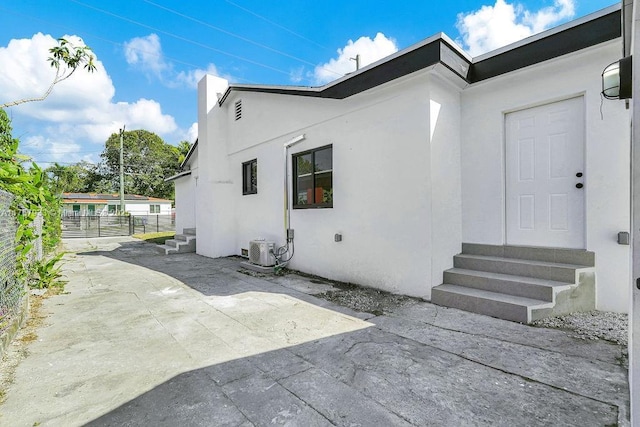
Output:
(576, 172), (583, 177)
(576, 183), (584, 189)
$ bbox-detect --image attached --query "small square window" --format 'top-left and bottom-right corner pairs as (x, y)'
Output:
(242, 159), (257, 195)
(150, 204), (160, 213)
(293, 145), (332, 208)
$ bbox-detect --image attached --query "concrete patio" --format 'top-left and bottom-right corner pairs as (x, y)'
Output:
(0, 236), (630, 426)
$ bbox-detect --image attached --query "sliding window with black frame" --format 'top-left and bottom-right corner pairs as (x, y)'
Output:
(293, 145), (332, 208)
(242, 159), (257, 195)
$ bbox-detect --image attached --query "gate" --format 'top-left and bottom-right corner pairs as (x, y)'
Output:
(61, 215), (174, 238)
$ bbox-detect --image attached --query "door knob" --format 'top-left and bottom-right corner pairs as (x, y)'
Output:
(576, 183), (584, 189)
(576, 172), (583, 177)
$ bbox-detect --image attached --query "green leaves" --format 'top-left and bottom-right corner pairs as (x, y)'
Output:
(0, 109), (63, 289)
(99, 129), (186, 200)
(31, 252), (66, 290)
(2, 37), (96, 109)
(47, 37), (96, 76)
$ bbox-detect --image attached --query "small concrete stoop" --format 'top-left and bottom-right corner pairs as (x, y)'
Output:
(431, 243), (596, 323)
(156, 228), (196, 255)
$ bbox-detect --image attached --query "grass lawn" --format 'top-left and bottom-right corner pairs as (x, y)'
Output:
(132, 231), (174, 245)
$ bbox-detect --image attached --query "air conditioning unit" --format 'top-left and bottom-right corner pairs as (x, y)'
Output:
(249, 240), (276, 267)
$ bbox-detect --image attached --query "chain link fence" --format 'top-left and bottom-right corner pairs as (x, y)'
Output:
(0, 190), (26, 353)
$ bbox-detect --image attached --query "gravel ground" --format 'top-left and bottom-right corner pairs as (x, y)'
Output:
(532, 311), (628, 346)
(317, 287), (415, 316)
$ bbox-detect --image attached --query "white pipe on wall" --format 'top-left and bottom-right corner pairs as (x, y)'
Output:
(283, 134), (306, 239)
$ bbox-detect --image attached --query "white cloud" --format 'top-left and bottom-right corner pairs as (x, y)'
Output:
(123, 34), (168, 77)
(456, 0), (575, 56)
(0, 33), (179, 164)
(289, 66), (305, 84)
(123, 33), (228, 90)
(186, 122), (198, 143)
(314, 33), (398, 85)
(175, 64), (229, 91)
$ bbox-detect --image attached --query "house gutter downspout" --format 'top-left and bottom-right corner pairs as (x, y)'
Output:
(283, 134), (306, 239)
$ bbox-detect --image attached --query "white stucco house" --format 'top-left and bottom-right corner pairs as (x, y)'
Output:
(62, 193), (173, 216)
(172, 5), (632, 322)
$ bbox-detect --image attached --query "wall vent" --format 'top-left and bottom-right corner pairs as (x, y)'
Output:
(234, 100), (242, 121)
(249, 240), (275, 266)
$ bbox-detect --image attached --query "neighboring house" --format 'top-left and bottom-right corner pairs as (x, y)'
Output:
(62, 193), (173, 216)
(172, 5), (631, 319)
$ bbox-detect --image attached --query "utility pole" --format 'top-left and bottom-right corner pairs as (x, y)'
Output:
(350, 54), (360, 71)
(119, 126), (125, 214)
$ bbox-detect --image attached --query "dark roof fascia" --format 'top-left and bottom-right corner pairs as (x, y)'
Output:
(216, 6), (620, 104)
(180, 138), (198, 169)
(320, 38), (456, 99)
(164, 170), (192, 182)
(218, 37), (466, 104)
(469, 7), (621, 82)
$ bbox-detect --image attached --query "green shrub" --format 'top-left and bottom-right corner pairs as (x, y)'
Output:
(0, 109), (63, 289)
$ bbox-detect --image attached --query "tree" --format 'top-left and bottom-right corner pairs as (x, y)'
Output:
(99, 129), (182, 200)
(44, 161), (105, 195)
(175, 140), (192, 164)
(0, 38), (96, 109)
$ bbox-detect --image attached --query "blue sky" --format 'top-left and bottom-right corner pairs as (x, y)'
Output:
(0, 0), (616, 166)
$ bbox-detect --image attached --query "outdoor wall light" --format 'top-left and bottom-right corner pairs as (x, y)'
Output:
(602, 56), (632, 100)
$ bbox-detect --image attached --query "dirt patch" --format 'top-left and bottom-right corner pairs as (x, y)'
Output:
(256, 268), (418, 316)
(316, 282), (417, 316)
(0, 292), (48, 405)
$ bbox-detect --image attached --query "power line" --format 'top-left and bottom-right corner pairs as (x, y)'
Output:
(68, 0), (295, 77)
(223, 0), (333, 52)
(0, 6), (259, 85)
(141, 0), (341, 77)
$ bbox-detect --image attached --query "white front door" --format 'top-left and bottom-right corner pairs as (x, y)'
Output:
(505, 97), (585, 249)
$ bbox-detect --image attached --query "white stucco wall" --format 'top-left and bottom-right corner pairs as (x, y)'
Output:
(125, 202), (172, 215)
(428, 74), (463, 290)
(197, 76), (237, 258)
(174, 178), (196, 233)
(174, 151), (198, 234)
(191, 38), (630, 311)
(196, 72), (463, 299)
(461, 40), (630, 312)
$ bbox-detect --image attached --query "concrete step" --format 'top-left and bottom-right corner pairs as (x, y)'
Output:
(461, 243), (594, 266)
(165, 239), (179, 248)
(453, 254), (591, 283)
(431, 284), (553, 323)
(156, 237), (196, 255)
(155, 244), (175, 255)
(174, 233), (197, 242)
(443, 268), (572, 302)
(183, 228), (196, 236)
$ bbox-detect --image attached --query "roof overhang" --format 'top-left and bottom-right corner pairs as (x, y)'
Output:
(180, 138), (198, 169)
(215, 5), (620, 104)
(470, 4), (621, 82)
(219, 35), (469, 104)
(164, 170), (192, 182)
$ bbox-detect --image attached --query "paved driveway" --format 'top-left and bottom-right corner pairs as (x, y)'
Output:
(0, 237), (630, 426)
